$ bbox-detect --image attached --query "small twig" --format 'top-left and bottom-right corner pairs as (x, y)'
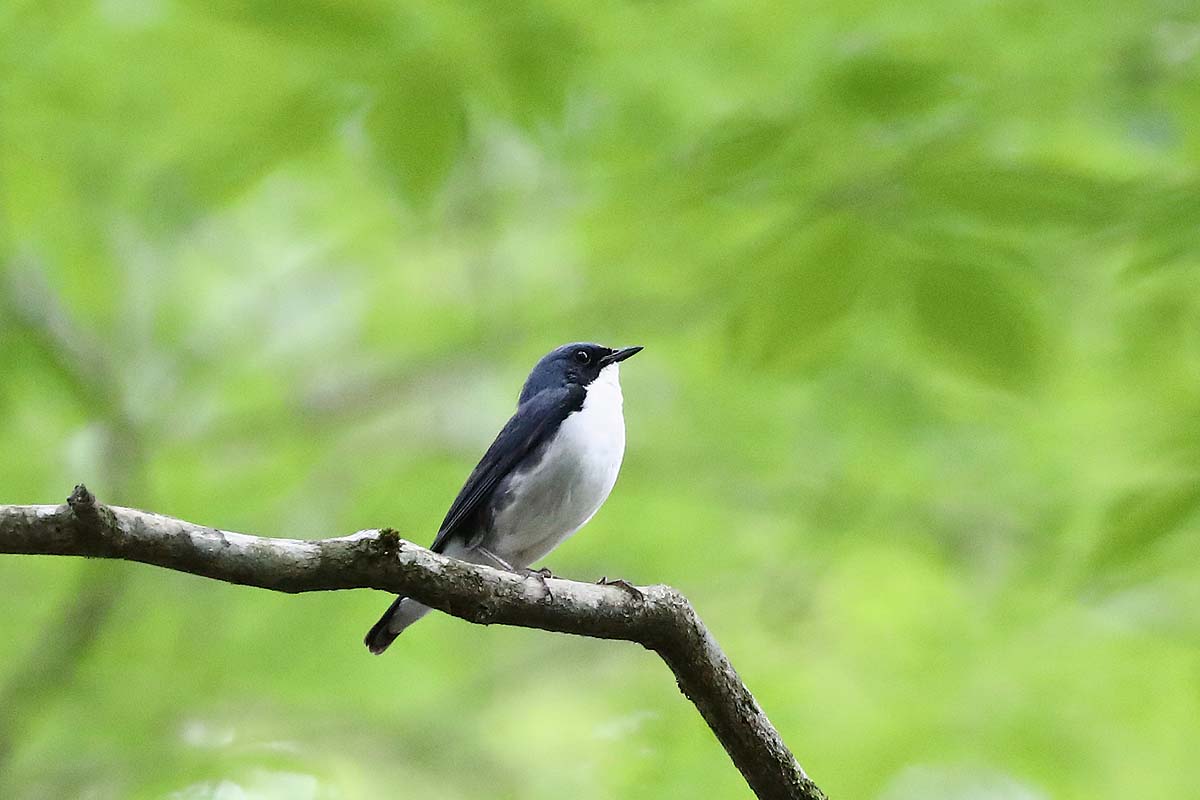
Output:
(67, 483), (101, 527)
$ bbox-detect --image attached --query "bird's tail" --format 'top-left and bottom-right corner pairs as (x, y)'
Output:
(364, 596), (432, 654)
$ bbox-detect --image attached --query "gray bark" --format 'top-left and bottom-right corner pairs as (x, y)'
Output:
(0, 485), (827, 800)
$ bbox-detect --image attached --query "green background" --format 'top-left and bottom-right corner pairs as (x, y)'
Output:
(2, 1), (1199, 798)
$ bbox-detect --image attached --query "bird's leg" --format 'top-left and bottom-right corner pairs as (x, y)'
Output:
(597, 576), (644, 600)
(475, 547), (553, 598)
(475, 547), (516, 572)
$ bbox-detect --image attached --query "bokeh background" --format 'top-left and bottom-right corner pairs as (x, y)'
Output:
(2, 1), (1199, 798)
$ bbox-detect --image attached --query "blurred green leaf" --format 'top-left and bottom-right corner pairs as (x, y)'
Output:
(475, 2), (585, 124)
(729, 215), (881, 372)
(909, 253), (1045, 389)
(366, 52), (466, 207)
(1092, 480), (1200, 574)
(825, 46), (950, 121)
(910, 162), (1123, 232)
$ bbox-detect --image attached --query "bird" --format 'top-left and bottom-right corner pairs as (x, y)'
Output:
(364, 341), (643, 654)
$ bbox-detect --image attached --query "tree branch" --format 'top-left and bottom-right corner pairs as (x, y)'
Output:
(0, 486), (826, 800)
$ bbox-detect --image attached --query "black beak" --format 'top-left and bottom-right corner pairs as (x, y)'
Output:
(600, 346), (643, 366)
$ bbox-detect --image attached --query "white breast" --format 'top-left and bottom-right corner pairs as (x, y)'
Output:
(487, 363), (626, 567)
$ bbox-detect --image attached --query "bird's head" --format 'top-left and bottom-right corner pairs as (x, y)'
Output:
(519, 342), (642, 403)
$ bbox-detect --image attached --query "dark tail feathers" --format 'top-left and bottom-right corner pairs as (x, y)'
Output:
(364, 596), (405, 655)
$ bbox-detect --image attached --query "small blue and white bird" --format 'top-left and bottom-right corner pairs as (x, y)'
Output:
(365, 341), (642, 654)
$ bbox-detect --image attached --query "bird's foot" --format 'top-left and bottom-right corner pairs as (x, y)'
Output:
(522, 566), (555, 598)
(597, 576), (644, 600)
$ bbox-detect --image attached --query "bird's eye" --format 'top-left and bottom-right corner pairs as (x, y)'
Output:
(574, 349), (591, 364)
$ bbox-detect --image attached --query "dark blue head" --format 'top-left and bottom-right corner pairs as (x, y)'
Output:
(518, 342), (643, 404)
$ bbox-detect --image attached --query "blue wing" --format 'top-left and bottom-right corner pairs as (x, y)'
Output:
(429, 384), (583, 554)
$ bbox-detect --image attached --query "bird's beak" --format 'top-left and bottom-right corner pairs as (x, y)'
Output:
(600, 346), (643, 366)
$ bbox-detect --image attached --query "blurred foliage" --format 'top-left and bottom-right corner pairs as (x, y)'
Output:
(2, 0), (1199, 798)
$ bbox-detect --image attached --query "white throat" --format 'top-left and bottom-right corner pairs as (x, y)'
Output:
(585, 362), (624, 412)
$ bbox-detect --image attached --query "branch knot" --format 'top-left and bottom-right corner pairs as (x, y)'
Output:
(375, 527), (401, 556)
(67, 483), (97, 515)
(67, 483), (114, 539)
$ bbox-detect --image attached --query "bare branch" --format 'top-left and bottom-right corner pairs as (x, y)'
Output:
(0, 487), (826, 800)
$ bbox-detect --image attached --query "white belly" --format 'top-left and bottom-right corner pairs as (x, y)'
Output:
(486, 364), (626, 567)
